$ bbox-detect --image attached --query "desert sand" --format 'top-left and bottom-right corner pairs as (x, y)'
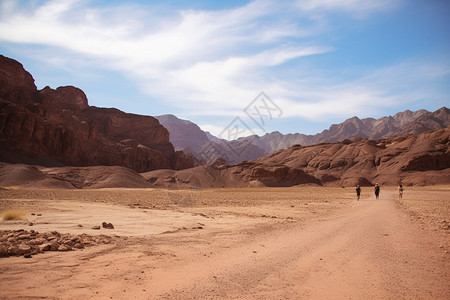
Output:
(0, 186), (449, 299)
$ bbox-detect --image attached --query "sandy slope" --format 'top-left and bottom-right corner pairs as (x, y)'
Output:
(0, 187), (448, 299)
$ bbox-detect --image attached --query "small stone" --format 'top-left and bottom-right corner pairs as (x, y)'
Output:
(7, 237), (17, 243)
(24, 253), (32, 258)
(17, 234), (31, 240)
(29, 237), (46, 245)
(63, 240), (74, 247)
(0, 246), (9, 257)
(39, 244), (51, 252)
(8, 246), (18, 256)
(77, 224), (83, 227)
(49, 242), (60, 251)
(92, 226), (101, 230)
(73, 243), (84, 249)
(31, 213), (36, 216)
(58, 245), (71, 251)
(17, 244), (31, 255)
(37, 214), (42, 216)
(102, 222), (114, 229)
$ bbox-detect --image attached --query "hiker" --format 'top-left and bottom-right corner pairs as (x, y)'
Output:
(356, 185), (361, 201)
(398, 184), (404, 199)
(374, 183), (380, 199)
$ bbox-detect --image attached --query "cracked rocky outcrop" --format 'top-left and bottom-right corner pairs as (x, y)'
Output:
(0, 55), (193, 172)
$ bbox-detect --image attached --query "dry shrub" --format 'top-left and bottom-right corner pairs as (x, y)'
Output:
(2, 209), (27, 220)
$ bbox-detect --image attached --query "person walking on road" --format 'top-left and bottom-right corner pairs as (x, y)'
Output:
(374, 183), (380, 199)
(398, 184), (404, 199)
(356, 185), (361, 201)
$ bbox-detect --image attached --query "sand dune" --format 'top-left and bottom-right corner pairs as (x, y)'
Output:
(0, 163), (153, 189)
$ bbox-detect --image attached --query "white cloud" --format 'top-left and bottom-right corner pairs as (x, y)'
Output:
(297, 0), (401, 16)
(270, 60), (449, 120)
(0, 0), (444, 126)
(198, 124), (225, 138)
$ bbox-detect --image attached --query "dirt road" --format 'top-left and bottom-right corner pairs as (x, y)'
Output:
(149, 191), (449, 299)
(0, 188), (448, 299)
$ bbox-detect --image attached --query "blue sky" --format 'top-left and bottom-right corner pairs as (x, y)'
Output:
(0, 0), (449, 138)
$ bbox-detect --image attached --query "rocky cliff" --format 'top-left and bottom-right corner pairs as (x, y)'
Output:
(0, 55), (193, 172)
(143, 128), (450, 188)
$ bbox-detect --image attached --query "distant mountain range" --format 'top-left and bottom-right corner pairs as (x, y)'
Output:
(157, 107), (449, 164)
(143, 127), (450, 188)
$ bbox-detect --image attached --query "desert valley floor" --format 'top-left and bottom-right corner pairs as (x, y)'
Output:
(0, 186), (449, 299)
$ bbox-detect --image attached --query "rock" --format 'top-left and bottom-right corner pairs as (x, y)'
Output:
(8, 246), (18, 256)
(7, 237), (17, 243)
(17, 234), (31, 240)
(57, 245), (71, 251)
(73, 243), (84, 249)
(29, 237), (46, 245)
(0, 246), (8, 257)
(49, 242), (60, 251)
(102, 222), (114, 229)
(92, 226), (101, 230)
(39, 244), (51, 252)
(17, 244), (31, 255)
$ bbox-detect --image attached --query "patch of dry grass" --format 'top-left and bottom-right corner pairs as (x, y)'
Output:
(1, 209), (27, 220)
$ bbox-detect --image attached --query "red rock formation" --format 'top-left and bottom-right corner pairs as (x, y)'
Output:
(246, 128), (450, 187)
(143, 128), (450, 188)
(0, 55), (193, 172)
(0, 55), (39, 107)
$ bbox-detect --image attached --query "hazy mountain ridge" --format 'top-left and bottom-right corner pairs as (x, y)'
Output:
(157, 107), (449, 164)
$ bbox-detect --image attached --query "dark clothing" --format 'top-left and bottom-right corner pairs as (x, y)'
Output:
(374, 186), (380, 198)
(356, 187), (361, 196)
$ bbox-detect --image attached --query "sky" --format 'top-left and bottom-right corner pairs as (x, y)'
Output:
(0, 0), (449, 139)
